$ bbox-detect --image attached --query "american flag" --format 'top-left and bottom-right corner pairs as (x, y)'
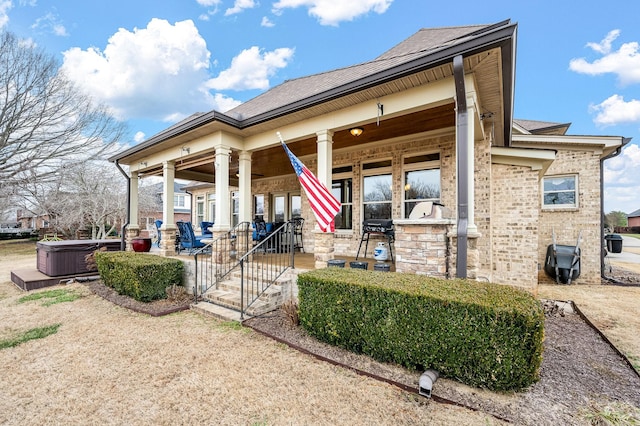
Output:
(278, 133), (341, 232)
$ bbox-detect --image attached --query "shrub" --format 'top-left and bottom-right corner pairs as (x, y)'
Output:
(95, 252), (183, 302)
(297, 268), (544, 391)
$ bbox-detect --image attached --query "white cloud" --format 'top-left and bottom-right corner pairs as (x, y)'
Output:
(30, 12), (68, 36)
(61, 19), (242, 122)
(261, 16), (275, 27)
(0, 1), (13, 29)
(569, 30), (640, 86)
(225, 0), (256, 16)
(590, 95), (640, 127)
(133, 131), (146, 143)
(196, 0), (220, 17)
(205, 46), (294, 91)
(272, 0), (392, 26)
(604, 143), (640, 213)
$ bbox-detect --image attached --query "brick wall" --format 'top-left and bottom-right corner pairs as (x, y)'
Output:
(490, 163), (540, 291)
(538, 149), (603, 285)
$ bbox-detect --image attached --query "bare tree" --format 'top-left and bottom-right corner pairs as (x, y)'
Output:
(0, 31), (126, 215)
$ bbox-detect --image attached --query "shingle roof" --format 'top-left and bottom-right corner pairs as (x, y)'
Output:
(513, 119), (571, 135)
(628, 208), (640, 218)
(225, 24), (494, 121)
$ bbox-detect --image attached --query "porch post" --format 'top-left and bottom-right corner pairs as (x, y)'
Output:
(466, 95), (477, 234)
(125, 172), (141, 251)
(314, 130), (335, 268)
(213, 146), (231, 231)
(160, 161), (177, 256)
(238, 150), (252, 223)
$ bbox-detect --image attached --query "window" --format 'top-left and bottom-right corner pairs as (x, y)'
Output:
(208, 194), (216, 222)
(403, 153), (441, 218)
(273, 194), (286, 222)
(362, 160), (392, 220)
(254, 194), (264, 220)
(272, 193), (300, 222)
(174, 194), (185, 208)
(196, 196), (205, 226)
(231, 191), (239, 226)
(291, 194), (302, 218)
(332, 166), (353, 229)
(543, 175), (578, 208)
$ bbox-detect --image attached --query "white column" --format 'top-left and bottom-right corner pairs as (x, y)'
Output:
(466, 95), (477, 234)
(316, 130), (334, 188)
(213, 146), (231, 231)
(238, 151), (252, 223)
(129, 172), (140, 228)
(162, 161), (175, 226)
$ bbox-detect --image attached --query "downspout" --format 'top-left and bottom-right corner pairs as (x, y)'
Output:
(600, 137), (632, 279)
(453, 55), (468, 278)
(115, 160), (130, 251)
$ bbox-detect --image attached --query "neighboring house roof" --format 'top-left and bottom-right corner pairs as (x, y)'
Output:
(628, 208), (640, 218)
(513, 119), (571, 136)
(110, 20), (516, 163)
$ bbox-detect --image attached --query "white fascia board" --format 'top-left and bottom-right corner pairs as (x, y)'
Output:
(491, 146), (556, 178)
(512, 134), (624, 158)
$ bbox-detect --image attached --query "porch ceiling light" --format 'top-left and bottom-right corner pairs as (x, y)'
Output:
(349, 127), (364, 137)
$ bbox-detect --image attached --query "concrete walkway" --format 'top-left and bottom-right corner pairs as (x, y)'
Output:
(606, 235), (640, 264)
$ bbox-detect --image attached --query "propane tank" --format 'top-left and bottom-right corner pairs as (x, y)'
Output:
(373, 242), (388, 261)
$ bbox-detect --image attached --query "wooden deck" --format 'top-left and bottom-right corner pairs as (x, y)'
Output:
(287, 252), (396, 272)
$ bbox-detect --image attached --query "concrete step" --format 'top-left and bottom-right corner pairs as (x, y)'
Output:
(202, 280), (282, 317)
(190, 301), (244, 321)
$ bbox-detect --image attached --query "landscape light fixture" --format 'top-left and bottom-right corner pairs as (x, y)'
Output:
(349, 127), (364, 137)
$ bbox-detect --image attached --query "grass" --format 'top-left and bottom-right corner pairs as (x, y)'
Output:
(18, 289), (82, 306)
(580, 401), (640, 425)
(0, 324), (61, 350)
(0, 239), (36, 257)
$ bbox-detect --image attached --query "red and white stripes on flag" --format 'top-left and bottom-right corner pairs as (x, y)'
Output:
(278, 132), (341, 232)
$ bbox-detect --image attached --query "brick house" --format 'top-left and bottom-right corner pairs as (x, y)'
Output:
(110, 20), (629, 291)
(628, 209), (640, 228)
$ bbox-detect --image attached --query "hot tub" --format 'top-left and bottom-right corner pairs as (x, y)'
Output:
(37, 239), (122, 277)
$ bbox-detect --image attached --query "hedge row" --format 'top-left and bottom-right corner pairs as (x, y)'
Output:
(95, 252), (183, 302)
(297, 268), (545, 391)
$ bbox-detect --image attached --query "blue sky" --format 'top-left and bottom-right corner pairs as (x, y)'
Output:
(1, 0), (639, 214)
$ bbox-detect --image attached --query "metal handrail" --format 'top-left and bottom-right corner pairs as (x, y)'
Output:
(194, 219), (297, 319)
(238, 221), (295, 319)
(193, 221), (251, 301)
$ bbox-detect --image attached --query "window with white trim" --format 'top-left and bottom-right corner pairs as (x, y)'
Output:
(332, 166), (353, 229)
(403, 153), (441, 218)
(362, 160), (392, 220)
(196, 196), (205, 226)
(542, 175), (578, 208)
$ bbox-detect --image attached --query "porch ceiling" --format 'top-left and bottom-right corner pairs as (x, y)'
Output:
(141, 102), (456, 182)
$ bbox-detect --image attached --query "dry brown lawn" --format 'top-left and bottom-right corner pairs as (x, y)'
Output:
(0, 241), (501, 425)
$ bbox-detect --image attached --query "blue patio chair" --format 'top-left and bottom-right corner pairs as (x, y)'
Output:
(176, 221), (207, 254)
(200, 221), (214, 236)
(154, 220), (163, 246)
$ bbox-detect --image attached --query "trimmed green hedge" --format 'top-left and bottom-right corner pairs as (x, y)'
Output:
(95, 252), (184, 302)
(297, 268), (544, 391)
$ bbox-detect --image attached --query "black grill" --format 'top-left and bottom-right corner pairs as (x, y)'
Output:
(356, 219), (394, 262)
(362, 219), (394, 236)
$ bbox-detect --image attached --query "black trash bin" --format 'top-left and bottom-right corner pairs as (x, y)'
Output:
(373, 263), (390, 272)
(327, 259), (346, 268)
(349, 261), (368, 270)
(605, 234), (623, 254)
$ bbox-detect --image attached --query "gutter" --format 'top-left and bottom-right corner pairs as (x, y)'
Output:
(115, 160), (130, 251)
(601, 137), (632, 279)
(453, 55), (468, 278)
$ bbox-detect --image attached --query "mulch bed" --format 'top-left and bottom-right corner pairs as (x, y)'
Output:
(83, 280), (192, 317)
(244, 303), (640, 425)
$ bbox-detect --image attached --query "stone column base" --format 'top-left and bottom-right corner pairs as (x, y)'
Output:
(313, 231), (335, 269)
(125, 226), (141, 252)
(160, 225), (178, 256)
(447, 230), (481, 280)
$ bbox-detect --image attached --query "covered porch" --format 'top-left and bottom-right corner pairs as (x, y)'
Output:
(110, 21), (518, 286)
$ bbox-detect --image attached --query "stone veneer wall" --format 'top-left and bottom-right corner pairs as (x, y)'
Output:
(490, 163), (540, 291)
(394, 220), (453, 276)
(537, 149), (603, 285)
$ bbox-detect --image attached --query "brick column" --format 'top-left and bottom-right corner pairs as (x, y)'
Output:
(160, 225), (177, 256)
